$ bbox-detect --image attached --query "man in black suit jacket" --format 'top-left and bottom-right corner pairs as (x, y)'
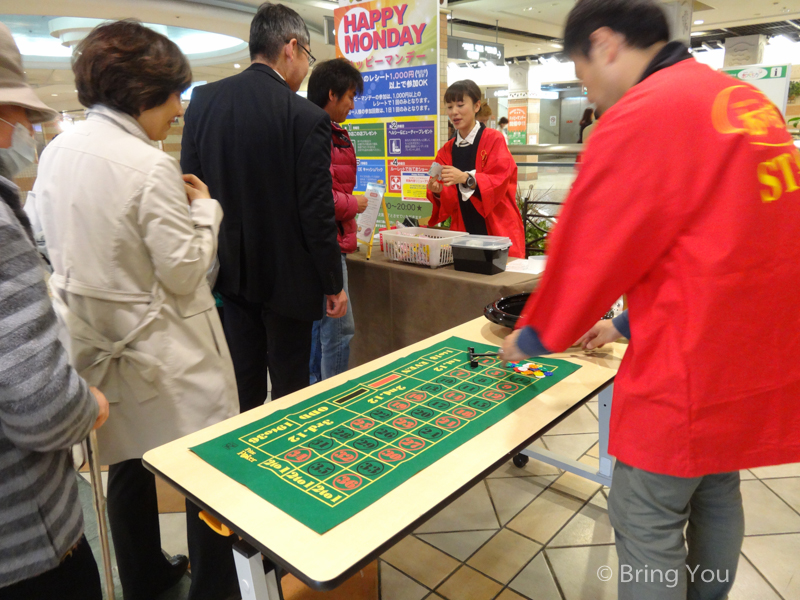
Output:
(181, 3), (347, 411)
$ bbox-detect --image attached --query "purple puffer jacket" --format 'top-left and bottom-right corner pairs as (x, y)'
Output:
(331, 122), (359, 254)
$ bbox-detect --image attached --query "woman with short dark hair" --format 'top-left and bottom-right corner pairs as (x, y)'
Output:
(34, 20), (239, 600)
(426, 80), (525, 257)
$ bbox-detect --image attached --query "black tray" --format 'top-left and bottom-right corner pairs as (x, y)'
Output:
(483, 292), (531, 328)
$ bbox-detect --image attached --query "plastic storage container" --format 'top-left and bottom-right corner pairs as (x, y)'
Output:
(381, 227), (468, 268)
(451, 235), (513, 275)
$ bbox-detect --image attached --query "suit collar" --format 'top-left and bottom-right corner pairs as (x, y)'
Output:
(247, 63), (290, 89)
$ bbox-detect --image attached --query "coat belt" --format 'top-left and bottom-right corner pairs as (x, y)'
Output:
(49, 274), (165, 403)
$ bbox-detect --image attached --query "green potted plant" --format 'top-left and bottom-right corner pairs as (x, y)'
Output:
(789, 81), (800, 103)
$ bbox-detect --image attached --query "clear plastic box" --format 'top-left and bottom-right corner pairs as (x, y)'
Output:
(381, 227), (468, 268)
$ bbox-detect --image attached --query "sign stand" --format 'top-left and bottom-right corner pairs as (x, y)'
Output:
(360, 195), (391, 260)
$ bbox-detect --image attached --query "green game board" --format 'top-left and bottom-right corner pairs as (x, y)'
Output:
(191, 336), (581, 534)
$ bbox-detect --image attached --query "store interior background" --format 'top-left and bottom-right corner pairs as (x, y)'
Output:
(8, 0), (800, 209)
(4, 2), (800, 600)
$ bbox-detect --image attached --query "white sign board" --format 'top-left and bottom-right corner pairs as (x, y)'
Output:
(721, 64), (791, 115)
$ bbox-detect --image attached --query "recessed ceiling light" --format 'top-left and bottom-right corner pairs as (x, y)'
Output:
(234, 63), (241, 68)
(51, 93), (58, 96)
(694, 19), (704, 25)
(691, 31), (706, 37)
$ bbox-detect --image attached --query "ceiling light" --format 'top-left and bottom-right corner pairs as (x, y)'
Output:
(694, 19), (704, 25)
(690, 31), (706, 37)
(51, 93), (58, 96)
(550, 43), (563, 49)
(234, 63), (241, 68)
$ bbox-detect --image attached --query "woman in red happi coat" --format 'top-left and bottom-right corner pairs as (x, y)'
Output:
(426, 80), (526, 258)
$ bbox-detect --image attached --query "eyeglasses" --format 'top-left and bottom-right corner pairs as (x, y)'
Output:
(296, 42), (316, 67)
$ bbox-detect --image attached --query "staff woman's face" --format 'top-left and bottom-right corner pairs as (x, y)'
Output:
(136, 92), (184, 141)
(446, 96), (480, 134)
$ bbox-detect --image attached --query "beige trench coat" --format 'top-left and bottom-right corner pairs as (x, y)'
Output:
(33, 105), (239, 465)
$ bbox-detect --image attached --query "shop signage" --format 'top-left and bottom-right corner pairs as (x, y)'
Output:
(721, 63), (790, 115)
(507, 90), (559, 100)
(447, 35), (504, 65)
(335, 0), (439, 228)
(508, 106), (527, 146)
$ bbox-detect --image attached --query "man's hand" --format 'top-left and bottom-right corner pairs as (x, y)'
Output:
(441, 166), (468, 187)
(90, 387), (109, 430)
(501, 329), (529, 363)
(428, 177), (443, 195)
(577, 319), (622, 350)
(357, 194), (369, 213)
(326, 290), (348, 318)
(183, 174), (211, 205)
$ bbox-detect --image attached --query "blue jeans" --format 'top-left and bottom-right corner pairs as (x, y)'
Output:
(310, 255), (354, 383)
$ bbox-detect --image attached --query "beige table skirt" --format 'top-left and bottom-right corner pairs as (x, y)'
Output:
(346, 250), (540, 367)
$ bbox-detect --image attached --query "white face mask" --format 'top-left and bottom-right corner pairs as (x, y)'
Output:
(0, 118), (36, 178)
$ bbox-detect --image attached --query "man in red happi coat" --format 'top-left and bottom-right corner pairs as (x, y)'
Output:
(502, 1), (800, 598)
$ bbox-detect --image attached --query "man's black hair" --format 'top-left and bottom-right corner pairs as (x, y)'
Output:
(250, 2), (310, 61)
(307, 59), (364, 109)
(564, 0), (670, 58)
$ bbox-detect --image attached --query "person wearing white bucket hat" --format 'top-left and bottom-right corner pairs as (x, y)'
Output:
(0, 22), (110, 600)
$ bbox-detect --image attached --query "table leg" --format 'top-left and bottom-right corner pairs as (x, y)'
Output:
(516, 383), (614, 487)
(597, 384), (614, 482)
(233, 540), (282, 600)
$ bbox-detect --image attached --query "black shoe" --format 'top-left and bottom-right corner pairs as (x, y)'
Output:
(156, 554), (190, 595)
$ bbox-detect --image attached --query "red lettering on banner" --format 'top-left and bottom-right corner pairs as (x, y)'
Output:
(393, 4), (408, 25)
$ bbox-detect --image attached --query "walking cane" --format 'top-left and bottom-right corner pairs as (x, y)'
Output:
(87, 431), (115, 599)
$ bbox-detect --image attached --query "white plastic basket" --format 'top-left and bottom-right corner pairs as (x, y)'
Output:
(381, 227), (468, 268)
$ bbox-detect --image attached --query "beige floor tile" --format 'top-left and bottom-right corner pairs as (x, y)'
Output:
(417, 530), (497, 562)
(587, 442), (600, 459)
(381, 535), (460, 589)
(547, 405), (598, 435)
(728, 554), (782, 600)
(740, 470), (757, 481)
(742, 533), (800, 599)
(467, 529), (542, 584)
(488, 457), (562, 479)
(416, 482), (500, 533)
(489, 440), (561, 479)
(550, 467), (602, 502)
(379, 562), (429, 600)
(547, 545), (618, 600)
(550, 492), (615, 547)
(507, 489), (584, 545)
(540, 433), (599, 462)
(486, 476), (556, 525)
(509, 553), (562, 600)
(750, 462), (800, 479)
(741, 480), (800, 535)
(763, 477), (800, 513)
(495, 590), (528, 600)
(436, 566), (502, 600)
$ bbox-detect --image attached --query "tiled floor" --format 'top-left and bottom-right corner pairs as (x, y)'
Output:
(378, 402), (800, 600)
(80, 400), (800, 600)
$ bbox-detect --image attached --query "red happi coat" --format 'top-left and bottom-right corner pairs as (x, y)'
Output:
(426, 128), (526, 258)
(519, 58), (800, 477)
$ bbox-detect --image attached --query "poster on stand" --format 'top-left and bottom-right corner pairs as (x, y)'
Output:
(336, 0), (439, 229)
